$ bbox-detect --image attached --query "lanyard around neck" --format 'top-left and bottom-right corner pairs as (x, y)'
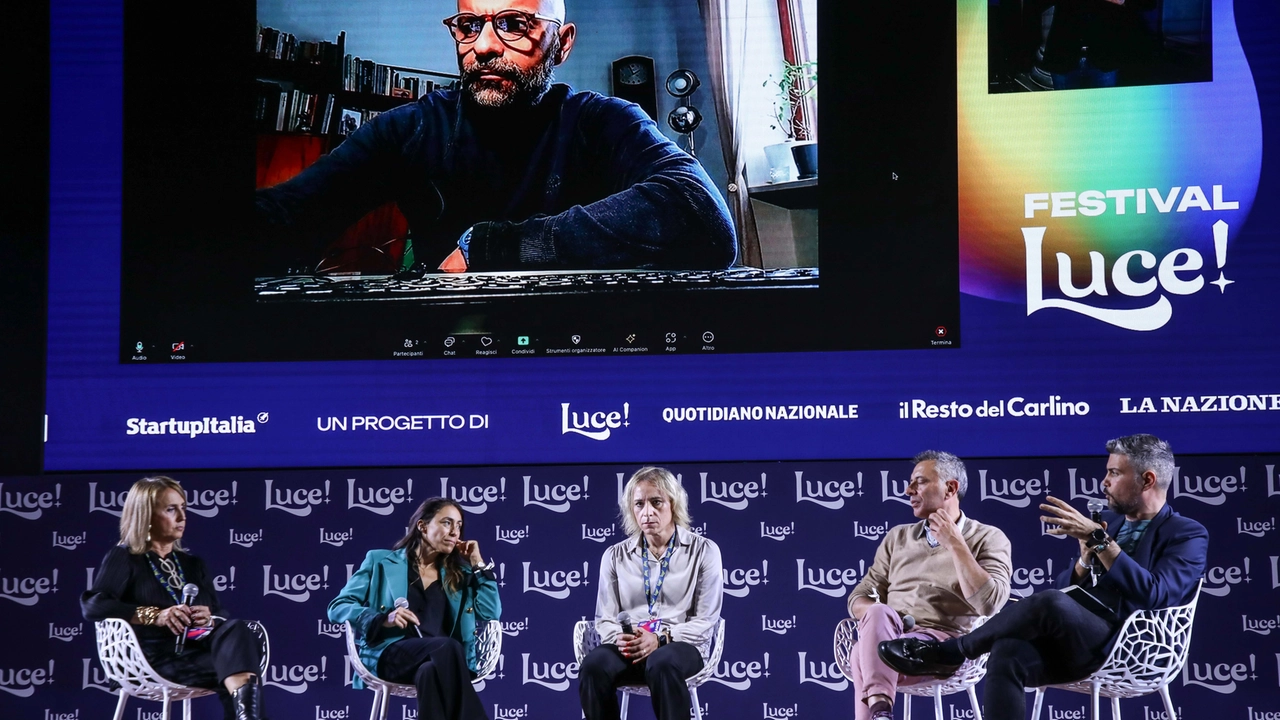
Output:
(640, 535), (676, 619)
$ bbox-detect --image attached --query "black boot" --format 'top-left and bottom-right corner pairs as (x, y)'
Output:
(228, 679), (263, 720)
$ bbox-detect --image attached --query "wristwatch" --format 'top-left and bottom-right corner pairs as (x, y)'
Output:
(658, 629), (671, 647)
(1088, 528), (1112, 553)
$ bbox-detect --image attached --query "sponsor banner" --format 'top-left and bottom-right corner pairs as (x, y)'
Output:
(43, 381), (1280, 469)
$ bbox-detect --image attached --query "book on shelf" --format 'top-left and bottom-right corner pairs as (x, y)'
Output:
(276, 93), (287, 131)
(319, 95), (336, 135)
(256, 25), (345, 69)
(254, 22), (456, 136)
(342, 54), (443, 99)
(253, 80), (283, 131)
(254, 80), (338, 134)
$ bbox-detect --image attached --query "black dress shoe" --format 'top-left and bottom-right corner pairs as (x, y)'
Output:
(877, 638), (962, 678)
(229, 679), (263, 720)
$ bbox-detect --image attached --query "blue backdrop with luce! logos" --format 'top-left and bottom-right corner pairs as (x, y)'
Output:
(1, 456), (1278, 720)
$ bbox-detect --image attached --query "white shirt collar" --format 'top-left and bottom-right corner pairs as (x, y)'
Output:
(915, 511), (968, 539)
(629, 525), (690, 555)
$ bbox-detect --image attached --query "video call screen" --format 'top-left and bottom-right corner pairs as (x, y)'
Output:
(37, 0), (1278, 475)
(116, 0), (963, 362)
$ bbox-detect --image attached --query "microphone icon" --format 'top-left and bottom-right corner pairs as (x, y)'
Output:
(174, 583), (199, 654)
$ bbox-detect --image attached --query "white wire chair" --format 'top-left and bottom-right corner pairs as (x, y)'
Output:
(94, 618), (270, 720)
(1030, 580), (1204, 720)
(343, 619), (502, 720)
(572, 618), (725, 720)
(834, 615), (990, 720)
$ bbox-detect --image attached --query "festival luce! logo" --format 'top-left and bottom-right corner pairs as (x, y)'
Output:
(1022, 185), (1239, 331)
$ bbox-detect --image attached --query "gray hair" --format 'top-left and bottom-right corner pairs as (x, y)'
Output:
(1106, 434), (1175, 491)
(618, 467), (691, 538)
(912, 450), (969, 499)
(119, 476), (186, 554)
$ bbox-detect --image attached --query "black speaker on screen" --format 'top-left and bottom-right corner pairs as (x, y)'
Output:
(664, 68), (700, 97)
(664, 68), (703, 156)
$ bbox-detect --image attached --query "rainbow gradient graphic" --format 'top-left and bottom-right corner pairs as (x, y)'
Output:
(957, 0), (1262, 305)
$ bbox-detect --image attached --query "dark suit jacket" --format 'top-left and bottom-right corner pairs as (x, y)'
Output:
(1053, 503), (1208, 622)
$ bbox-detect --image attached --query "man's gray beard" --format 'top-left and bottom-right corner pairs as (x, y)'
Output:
(461, 40), (559, 108)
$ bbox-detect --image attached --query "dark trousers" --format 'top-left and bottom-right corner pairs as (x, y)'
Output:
(579, 642), (704, 720)
(958, 590), (1117, 720)
(142, 619), (263, 720)
(377, 637), (486, 720)
(144, 618), (262, 688)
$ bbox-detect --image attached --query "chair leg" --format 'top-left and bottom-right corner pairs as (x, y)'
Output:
(1031, 688), (1045, 720)
(1090, 682), (1101, 720)
(113, 690), (128, 720)
(1110, 695), (1121, 720)
(933, 686), (944, 720)
(620, 690), (630, 720)
(366, 689), (380, 720)
(691, 686), (703, 720)
(967, 685), (983, 720)
(378, 688), (391, 720)
(182, 697), (192, 720)
(161, 692), (172, 720)
(1159, 684), (1177, 720)
(903, 693), (912, 720)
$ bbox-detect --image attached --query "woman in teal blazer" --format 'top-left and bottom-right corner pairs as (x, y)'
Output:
(329, 497), (501, 720)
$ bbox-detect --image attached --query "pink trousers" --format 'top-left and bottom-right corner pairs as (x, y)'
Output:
(849, 604), (955, 720)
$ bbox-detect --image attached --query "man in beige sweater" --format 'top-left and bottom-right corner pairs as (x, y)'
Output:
(845, 450), (1012, 720)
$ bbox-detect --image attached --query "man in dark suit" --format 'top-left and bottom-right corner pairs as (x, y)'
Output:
(878, 433), (1208, 720)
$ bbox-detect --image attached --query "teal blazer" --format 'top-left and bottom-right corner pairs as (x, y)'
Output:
(328, 548), (501, 687)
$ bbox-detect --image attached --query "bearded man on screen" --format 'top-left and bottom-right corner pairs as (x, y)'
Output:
(256, 0), (736, 274)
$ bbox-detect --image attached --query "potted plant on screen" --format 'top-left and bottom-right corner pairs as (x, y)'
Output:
(764, 60), (818, 183)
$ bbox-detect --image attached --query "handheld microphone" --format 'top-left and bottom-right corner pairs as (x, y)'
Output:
(1085, 498), (1108, 581)
(394, 597), (422, 637)
(901, 615), (916, 632)
(174, 583), (199, 654)
(617, 612), (634, 636)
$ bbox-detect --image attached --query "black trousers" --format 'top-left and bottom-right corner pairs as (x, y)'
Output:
(141, 619), (263, 720)
(377, 637), (486, 720)
(579, 642), (704, 720)
(957, 590), (1118, 720)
